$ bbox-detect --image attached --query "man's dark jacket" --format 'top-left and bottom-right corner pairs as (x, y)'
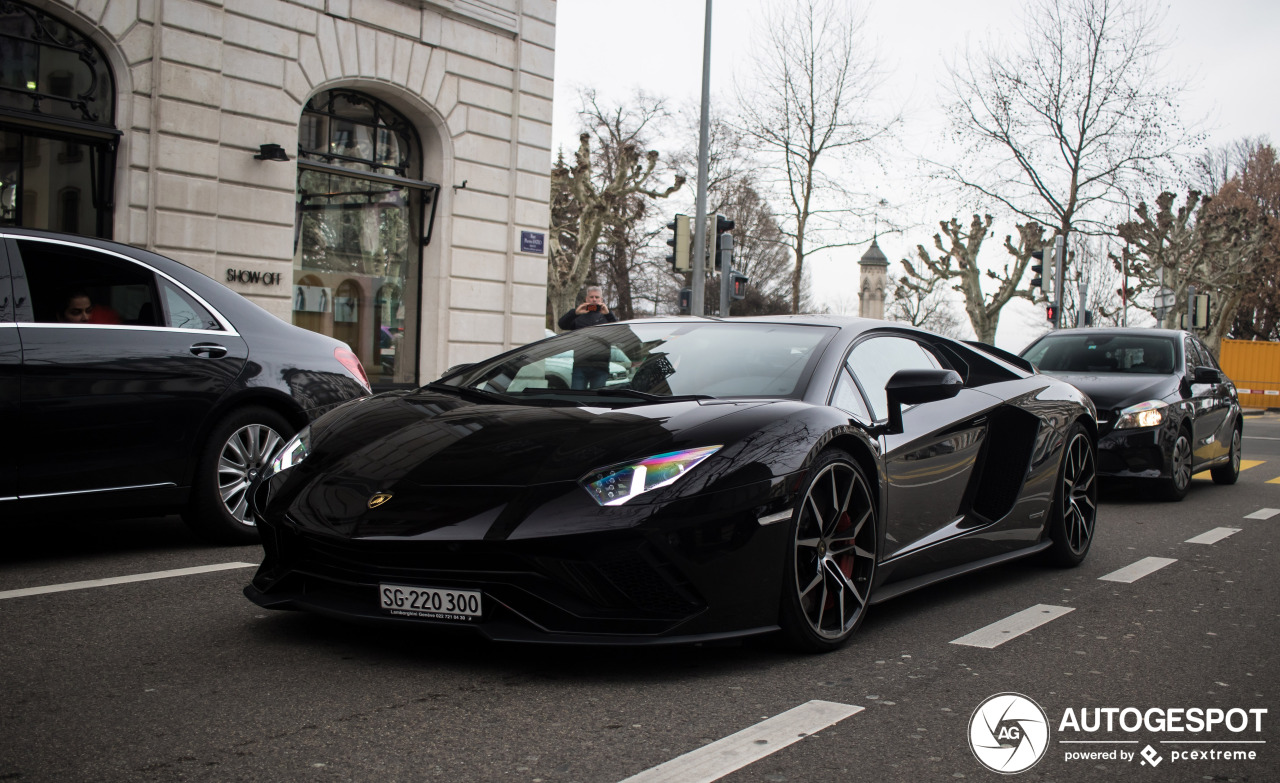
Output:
(558, 308), (617, 331)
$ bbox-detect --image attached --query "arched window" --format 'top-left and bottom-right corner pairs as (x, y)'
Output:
(0, 2), (118, 237)
(293, 89), (439, 387)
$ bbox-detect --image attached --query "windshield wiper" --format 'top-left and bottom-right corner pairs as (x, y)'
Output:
(517, 387), (714, 404)
(423, 382), (518, 405)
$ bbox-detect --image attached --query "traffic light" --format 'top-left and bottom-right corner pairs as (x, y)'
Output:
(730, 271), (748, 300)
(1045, 304), (1057, 322)
(678, 287), (692, 314)
(713, 215), (734, 271)
(1030, 245), (1055, 297)
(666, 214), (691, 272)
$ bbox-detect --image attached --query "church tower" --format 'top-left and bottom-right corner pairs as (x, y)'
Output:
(858, 237), (889, 319)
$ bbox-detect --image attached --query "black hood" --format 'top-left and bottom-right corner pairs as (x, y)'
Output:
(304, 389), (769, 488)
(1042, 371), (1179, 411)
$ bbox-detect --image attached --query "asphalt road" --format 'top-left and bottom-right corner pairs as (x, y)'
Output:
(3, 415), (1278, 783)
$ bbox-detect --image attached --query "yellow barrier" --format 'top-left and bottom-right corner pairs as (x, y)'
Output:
(1220, 338), (1280, 409)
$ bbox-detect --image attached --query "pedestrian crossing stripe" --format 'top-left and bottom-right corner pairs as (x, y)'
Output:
(1192, 459), (1264, 481)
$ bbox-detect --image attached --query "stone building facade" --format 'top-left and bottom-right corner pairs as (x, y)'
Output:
(1, 0), (555, 386)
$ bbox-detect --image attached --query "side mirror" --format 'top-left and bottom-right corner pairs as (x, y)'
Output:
(881, 368), (964, 435)
(1193, 366), (1221, 385)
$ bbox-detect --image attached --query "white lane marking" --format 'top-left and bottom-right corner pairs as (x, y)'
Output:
(1244, 508), (1280, 520)
(1185, 528), (1243, 545)
(949, 604), (1074, 649)
(1098, 557), (1177, 583)
(1242, 435), (1280, 440)
(617, 700), (862, 783)
(0, 562), (257, 600)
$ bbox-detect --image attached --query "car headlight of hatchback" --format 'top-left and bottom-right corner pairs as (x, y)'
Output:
(1113, 400), (1168, 430)
(580, 446), (722, 506)
(266, 426), (311, 477)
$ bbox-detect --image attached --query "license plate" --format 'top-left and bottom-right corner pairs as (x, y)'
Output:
(378, 583), (482, 621)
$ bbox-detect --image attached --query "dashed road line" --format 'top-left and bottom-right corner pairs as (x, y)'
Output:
(1185, 528), (1242, 545)
(1098, 557), (1177, 583)
(1244, 508), (1280, 520)
(0, 563), (258, 600)
(617, 700), (862, 783)
(949, 604), (1074, 649)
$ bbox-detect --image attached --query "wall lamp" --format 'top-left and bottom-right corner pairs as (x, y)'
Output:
(254, 143), (290, 162)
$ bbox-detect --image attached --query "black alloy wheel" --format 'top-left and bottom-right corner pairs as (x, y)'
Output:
(780, 450), (877, 652)
(1045, 422), (1097, 567)
(1161, 428), (1193, 502)
(185, 406), (294, 544)
(1210, 425), (1242, 485)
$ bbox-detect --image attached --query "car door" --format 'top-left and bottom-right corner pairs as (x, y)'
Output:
(845, 333), (997, 562)
(0, 240), (17, 501)
(11, 235), (249, 500)
(1182, 335), (1223, 467)
(1191, 336), (1233, 464)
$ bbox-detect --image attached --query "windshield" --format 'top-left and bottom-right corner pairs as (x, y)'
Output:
(1022, 334), (1178, 374)
(443, 321), (837, 401)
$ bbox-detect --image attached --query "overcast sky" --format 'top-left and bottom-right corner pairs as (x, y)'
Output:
(550, 0), (1280, 349)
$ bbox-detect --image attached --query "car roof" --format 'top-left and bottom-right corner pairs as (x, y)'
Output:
(1037, 327), (1190, 339)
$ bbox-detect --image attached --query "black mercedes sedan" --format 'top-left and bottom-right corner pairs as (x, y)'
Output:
(1020, 328), (1242, 501)
(0, 228), (371, 542)
(247, 316), (1098, 651)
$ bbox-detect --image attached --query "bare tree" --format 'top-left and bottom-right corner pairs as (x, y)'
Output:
(1117, 189), (1268, 354)
(897, 214), (1046, 343)
(884, 276), (968, 339)
(547, 91), (683, 327)
(1058, 233), (1124, 326)
(943, 0), (1189, 249)
(736, 0), (898, 313)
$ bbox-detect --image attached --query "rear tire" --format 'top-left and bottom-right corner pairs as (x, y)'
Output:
(185, 406), (294, 544)
(779, 450), (877, 653)
(1045, 422), (1097, 567)
(1210, 426), (1241, 485)
(1159, 428), (1193, 502)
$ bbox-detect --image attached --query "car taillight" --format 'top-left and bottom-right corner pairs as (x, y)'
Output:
(334, 347), (371, 392)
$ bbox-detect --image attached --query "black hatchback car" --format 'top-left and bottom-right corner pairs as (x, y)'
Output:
(0, 228), (371, 542)
(1020, 328), (1242, 500)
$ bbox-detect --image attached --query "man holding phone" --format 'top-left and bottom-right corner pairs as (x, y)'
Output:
(557, 285), (617, 332)
(556, 285), (618, 390)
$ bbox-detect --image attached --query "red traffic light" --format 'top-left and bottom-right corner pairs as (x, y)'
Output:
(1045, 305), (1057, 322)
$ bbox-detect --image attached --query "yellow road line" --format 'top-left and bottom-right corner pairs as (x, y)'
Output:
(1193, 459), (1264, 481)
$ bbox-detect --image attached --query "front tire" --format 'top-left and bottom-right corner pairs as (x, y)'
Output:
(185, 406), (294, 544)
(1045, 422), (1097, 567)
(779, 450), (877, 653)
(1159, 428), (1193, 502)
(1210, 426), (1242, 485)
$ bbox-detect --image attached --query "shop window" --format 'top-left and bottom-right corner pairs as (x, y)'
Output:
(293, 89), (439, 388)
(0, 2), (118, 238)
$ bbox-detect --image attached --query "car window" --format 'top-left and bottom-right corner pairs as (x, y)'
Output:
(158, 278), (221, 330)
(831, 368), (872, 420)
(1195, 338), (1223, 371)
(1183, 337), (1201, 375)
(1023, 334), (1177, 374)
(16, 239), (161, 327)
(454, 322), (836, 399)
(846, 335), (943, 421)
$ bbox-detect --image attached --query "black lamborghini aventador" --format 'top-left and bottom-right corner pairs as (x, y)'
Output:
(245, 317), (1098, 651)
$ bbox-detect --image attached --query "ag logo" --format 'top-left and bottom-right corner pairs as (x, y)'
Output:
(969, 692), (1050, 774)
(367, 492), (393, 509)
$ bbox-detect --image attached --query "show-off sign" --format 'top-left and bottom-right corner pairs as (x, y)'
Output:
(226, 268), (284, 285)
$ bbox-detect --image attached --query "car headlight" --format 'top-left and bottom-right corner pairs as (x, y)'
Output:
(580, 446), (722, 506)
(1113, 400), (1167, 430)
(266, 426), (311, 477)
